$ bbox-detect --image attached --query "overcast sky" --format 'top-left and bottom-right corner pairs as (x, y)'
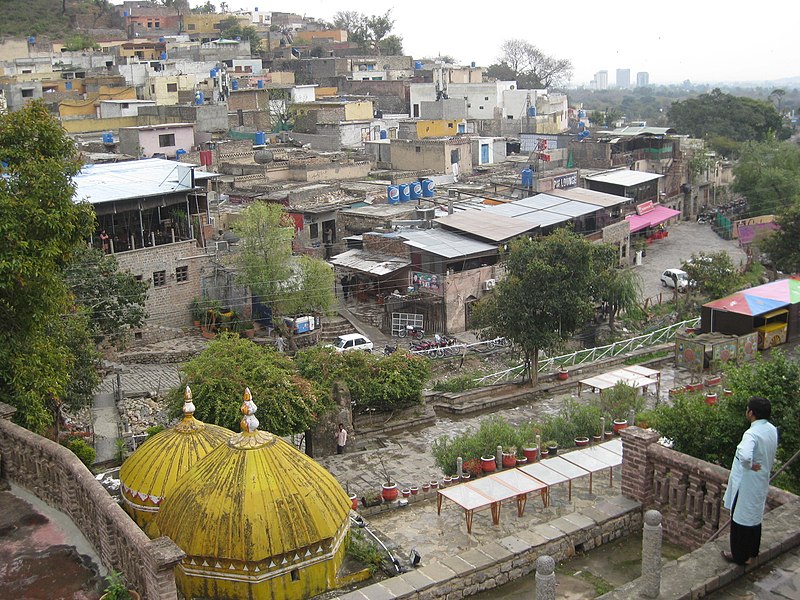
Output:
(218, 0), (797, 86)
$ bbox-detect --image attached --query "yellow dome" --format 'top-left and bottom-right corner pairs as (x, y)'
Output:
(119, 386), (232, 530)
(154, 388), (351, 600)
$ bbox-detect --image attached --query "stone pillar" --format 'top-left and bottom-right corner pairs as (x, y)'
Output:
(620, 426), (660, 505)
(641, 510), (663, 598)
(144, 537), (186, 600)
(496, 445), (502, 470)
(535, 555), (556, 600)
(456, 456), (463, 478)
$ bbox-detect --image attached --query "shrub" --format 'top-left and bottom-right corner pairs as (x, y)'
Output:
(65, 437), (95, 468)
(432, 416), (522, 476)
(145, 425), (164, 439)
(594, 382), (646, 423)
(431, 374), (480, 393)
(346, 530), (384, 574)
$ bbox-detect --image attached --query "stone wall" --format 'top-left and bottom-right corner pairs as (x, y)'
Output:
(620, 427), (797, 549)
(0, 403), (183, 600)
(336, 496), (642, 600)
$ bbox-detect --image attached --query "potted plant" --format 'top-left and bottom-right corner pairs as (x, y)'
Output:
(574, 436), (590, 447)
(613, 419), (629, 434)
(239, 320), (256, 338)
(480, 455), (497, 472)
(377, 454), (398, 501)
(522, 445), (538, 462)
(501, 446), (517, 468)
(545, 440), (559, 456)
(190, 297), (204, 328)
(556, 367), (569, 381)
(345, 482), (358, 511)
(101, 571), (140, 600)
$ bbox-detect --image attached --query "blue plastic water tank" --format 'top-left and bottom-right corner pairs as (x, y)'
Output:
(379, 130), (388, 140)
(65, 81), (72, 91)
(421, 179), (435, 197)
(194, 91), (204, 105)
(410, 181), (422, 200)
(399, 183), (411, 202)
(578, 110), (586, 118)
(210, 68), (218, 78)
(160, 52), (167, 60)
(255, 131), (266, 145)
(102, 133), (114, 145)
(159, 37), (165, 42)
(521, 168), (534, 187)
(527, 107), (537, 117)
(257, 79), (264, 89)
(471, 61), (476, 68)
(231, 79), (239, 91)
(414, 60), (423, 70)
(123, 11), (128, 16)
(387, 185), (400, 204)
(175, 149), (187, 159)
(28, 36), (36, 44)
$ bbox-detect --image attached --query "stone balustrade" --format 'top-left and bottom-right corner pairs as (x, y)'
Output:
(0, 402), (183, 600)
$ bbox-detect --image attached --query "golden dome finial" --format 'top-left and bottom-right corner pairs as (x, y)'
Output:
(239, 387), (259, 433)
(183, 386), (195, 418)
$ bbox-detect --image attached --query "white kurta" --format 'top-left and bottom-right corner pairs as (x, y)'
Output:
(722, 419), (778, 526)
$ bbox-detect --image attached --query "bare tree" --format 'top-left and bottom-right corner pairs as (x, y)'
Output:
(494, 38), (573, 88)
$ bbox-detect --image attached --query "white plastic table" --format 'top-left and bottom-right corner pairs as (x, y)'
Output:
(599, 438), (623, 455)
(561, 450), (612, 495)
(490, 469), (548, 515)
(537, 456), (591, 501)
(519, 461), (578, 505)
(437, 483), (496, 534)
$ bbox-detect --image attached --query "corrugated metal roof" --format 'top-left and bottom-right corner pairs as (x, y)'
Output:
(610, 126), (677, 137)
(328, 249), (410, 276)
(584, 169), (662, 187)
(73, 158), (217, 205)
(400, 228), (497, 258)
(549, 187), (628, 208)
(435, 211), (538, 242)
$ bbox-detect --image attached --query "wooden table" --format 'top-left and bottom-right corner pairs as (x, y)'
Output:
(561, 450), (612, 495)
(518, 461), (574, 506)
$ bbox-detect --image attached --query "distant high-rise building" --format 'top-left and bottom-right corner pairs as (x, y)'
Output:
(593, 70), (608, 90)
(616, 68), (631, 88)
(636, 71), (650, 87)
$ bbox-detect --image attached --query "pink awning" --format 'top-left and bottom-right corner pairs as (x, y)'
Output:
(625, 205), (681, 233)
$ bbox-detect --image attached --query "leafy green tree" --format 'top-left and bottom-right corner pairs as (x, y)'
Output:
(0, 101), (95, 432)
(295, 346), (430, 412)
(732, 139), (800, 217)
(470, 229), (608, 385)
(487, 39), (573, 88)
(191, 1), (216, 14)
(760, 204), (800, 273)
(379, 34), (404, 56)
(669, 89), (788, 156)
(597, 266), (642, 333)
(63, 246), (148, 345)
(232, 202), (335, 317)
(217, 16), (261, 55)
(168, 333), (329, 434)
(332, 9), (397, 56)
(61, 311), (101, 412)
(63, 33), (99, 51)
(681, 251), (744, 300)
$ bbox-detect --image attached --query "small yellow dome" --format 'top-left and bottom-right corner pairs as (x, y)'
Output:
(119, 386), (232, 530)
(154, 388), (351, 600)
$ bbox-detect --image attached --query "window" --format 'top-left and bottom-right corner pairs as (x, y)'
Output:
(479, 106), (484, 110)
(154, 20), (160, 28)
(415, 146), (421, 153)
(147, 21), (153, 28)
(166, 83), (178, 92)
(121, 103), (129, 109)
(290, 569), (299, 582)
(152, 270), (166, 287)
(150, 85), (155, 93)
(175, 265), (188, 283)
(21, 89), (34, 98)
(309, 223), (319, 239)
(159, 133), (176, 147)
(485, 96), (489, 101)
(448, 123), (453, 128)
(187, 23), (196, 30)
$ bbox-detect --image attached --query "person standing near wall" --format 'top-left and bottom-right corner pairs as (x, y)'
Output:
(334, 422), (347, 454)
(721, 396), (778, 566)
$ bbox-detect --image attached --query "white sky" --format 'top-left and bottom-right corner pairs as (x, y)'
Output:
(217, 0), (798, 86)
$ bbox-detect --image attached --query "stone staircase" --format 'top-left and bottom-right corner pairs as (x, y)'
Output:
(318, 315), (358, 343)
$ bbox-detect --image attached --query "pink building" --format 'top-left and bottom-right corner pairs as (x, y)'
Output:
(118, 123), (195, 159)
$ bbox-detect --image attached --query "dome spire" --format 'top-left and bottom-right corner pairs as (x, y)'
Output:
(240, 387), (259, 433)
(229, 387), (273, 449)
(183, 386), (195, 418)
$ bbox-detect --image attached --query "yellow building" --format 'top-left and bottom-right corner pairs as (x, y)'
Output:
(154, 388), (351, 600)
(293, 29), (347, 44)
(145, 75), (196, 105)
(184, 13), (250, 36)
(409, 119), (463, 139)
(119, 387), (232, 529)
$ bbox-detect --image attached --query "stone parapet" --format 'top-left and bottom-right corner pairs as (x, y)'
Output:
(333, 495), (642, 600)
(0, 419), (184, 600)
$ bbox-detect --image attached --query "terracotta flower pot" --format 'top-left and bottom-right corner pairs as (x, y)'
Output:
(546, 443), (558, 456)
(501, 453), (517, 468)
(349, 494), (358, 510)
(460, 472), (471, 481)
(574, 437), (590, 447)
(442, 476), (452, 486)
(401, 488), (411, 498)
(613, 419), (629, 435)
(539, 449), (549, 459)
(604, 430), (614, 440)
(705, 392), (718, 406)
(516, 456), (528, 466)
(522, 447), (538, 462)
(480, 456), (497, 473)
(429, 481), (439, 490)
(592, 434), (603, 444)
(421, 483), (431, 493)
(381, 483), (398, 502)
(723, 389), (734, 396)
(556, 369), (569, 381)
(409, 485), (419, 495)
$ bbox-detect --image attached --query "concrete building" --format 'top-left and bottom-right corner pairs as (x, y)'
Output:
(616, 68), (631, 89)
(592, 70), (608, 90)
(98, 99), (157, 119)
(409, 81), (517, 121)
(118, 122), (196, 158)
(389, 137), (472, 177)
(636, 71), (650, 87)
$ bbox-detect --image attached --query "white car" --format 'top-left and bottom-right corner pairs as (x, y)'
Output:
(661, 268), (690, 291)
(331, 333), (373, 353)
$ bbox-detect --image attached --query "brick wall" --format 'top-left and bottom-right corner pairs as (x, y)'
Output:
(0, 404), (184, 600)
(113, 241), (215, 328)
(620, 427), (797, 549)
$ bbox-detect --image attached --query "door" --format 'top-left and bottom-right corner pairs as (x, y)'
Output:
(457, 123), (466, 134)
(480, 144), (489, 164)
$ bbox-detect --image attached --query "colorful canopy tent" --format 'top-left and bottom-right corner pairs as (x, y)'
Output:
(625, 206), (681, 233)
(700, 277), (800, 344)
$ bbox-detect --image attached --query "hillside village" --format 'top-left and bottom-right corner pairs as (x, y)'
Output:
(0, 0), (731, 338)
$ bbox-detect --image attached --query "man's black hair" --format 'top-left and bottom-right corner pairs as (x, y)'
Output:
(747, 396), (772, 420)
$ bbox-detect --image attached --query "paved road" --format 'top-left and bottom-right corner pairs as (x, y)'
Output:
(634, 221), (748, 303)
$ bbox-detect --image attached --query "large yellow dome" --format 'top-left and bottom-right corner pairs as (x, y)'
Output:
(154, 388), (351, 600)
(119, 386), (232, 530)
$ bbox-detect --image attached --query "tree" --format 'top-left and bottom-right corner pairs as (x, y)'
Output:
(597, 266), (642, 333)
(332, 10), (363, 34)
(669, 89), (788, 156)
(760, 204), (800, 273)
(231, 202), (336, 317)
(379, 34), (404, 56)
(470, 229), (608, 385)
(63, 33), (99, 51)
(217, 16), (261, 55)
(487, 39), (573, 88)
(0, 101), (95, 432)
(191, 1), (216, 14)
(591, 107), (624, 129)
(63, 246), (149, 345)
(681, 251), (744, 300)
(332, 9), (397, 56)
(732, 139), (800, 217)
(167, 333), (329, 434)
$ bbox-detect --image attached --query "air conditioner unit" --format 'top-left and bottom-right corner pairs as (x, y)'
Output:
(483, 279), (496, 290)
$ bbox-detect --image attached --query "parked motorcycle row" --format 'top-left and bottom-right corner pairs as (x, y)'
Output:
(696, 198), (748, 223)
(384, 332), (510, 359)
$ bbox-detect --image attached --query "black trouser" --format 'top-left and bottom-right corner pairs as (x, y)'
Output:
(730, 493), (762, 565)
(337, 444), (345, 454)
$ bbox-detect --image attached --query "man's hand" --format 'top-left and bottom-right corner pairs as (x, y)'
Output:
(751, 463), (762, 472)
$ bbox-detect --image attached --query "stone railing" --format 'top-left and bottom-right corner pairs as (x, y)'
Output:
(0, 403), (183, 600)
(620, 427), (797, 549)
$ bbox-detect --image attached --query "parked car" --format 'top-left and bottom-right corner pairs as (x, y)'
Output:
(660, 268), (690, 291)
(331, 333), (373, 353)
